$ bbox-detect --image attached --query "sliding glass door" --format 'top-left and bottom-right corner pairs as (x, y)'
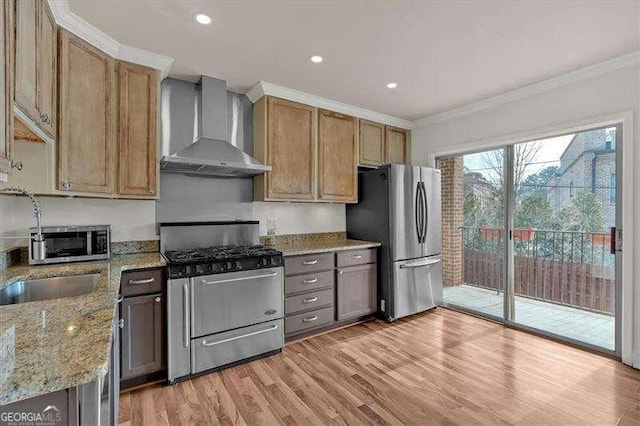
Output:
(440, 148), (506, 320)
(439, 124), (620, 354)
(507, 126), (619, 352)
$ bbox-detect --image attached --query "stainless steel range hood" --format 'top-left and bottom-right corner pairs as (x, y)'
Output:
(160, 76), (270, 177)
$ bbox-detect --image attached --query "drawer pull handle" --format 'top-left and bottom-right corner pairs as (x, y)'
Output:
(303, 296), (319, 304)
(303, 315), (319, 323)
(129, 277), (155, 285)
(302, 259), (318, 265)
(201, 324), (279, 347)
(302, 278), (318, 284)
(352, 254), (363, 259)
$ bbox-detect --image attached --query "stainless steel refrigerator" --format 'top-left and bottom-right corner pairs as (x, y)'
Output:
(346, 164), (442, 321)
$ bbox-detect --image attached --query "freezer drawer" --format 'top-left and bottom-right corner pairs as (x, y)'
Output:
(191, 319), (283, 374)
(191, 268), (283, 337)
(391, 256), (442, 320)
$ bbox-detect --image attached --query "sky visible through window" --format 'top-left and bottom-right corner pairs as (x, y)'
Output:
(463, 134), (574, 179)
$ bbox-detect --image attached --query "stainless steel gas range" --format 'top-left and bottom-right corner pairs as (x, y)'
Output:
(161, 221), (284, 384)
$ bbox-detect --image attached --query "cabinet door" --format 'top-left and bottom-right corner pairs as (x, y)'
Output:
(14, 0), (38, 123)
(121, 293), (164, 380)
(385, 126), (408, 164)
(359, 119), (385, 166)
(266, 97), (316, 200)
(336, 263), (377, 321)
(36, 0), (57, 137)
(58, 29), (115, 193)
(318, 109), (358, 202)
(118, 61), (158, 197)
(0, 0), (14, 175)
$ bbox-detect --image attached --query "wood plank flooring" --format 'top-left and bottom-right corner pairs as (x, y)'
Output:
(118, 308), (640, 425)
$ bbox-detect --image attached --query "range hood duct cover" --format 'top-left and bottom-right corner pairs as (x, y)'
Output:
(160, 76), (270, 177)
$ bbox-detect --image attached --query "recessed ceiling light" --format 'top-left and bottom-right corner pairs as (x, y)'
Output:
(386, 82), (398, 89)
(309, 55), (324, 63)
(194, 13), (212, 25)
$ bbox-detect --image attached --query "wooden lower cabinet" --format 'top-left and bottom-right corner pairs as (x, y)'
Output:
(284, 248), (377, 339)
(120, 293), (164, 381)
(336, 263), (377, 321)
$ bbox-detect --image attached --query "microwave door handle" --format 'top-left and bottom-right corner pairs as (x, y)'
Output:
(86, 232), (92, 256)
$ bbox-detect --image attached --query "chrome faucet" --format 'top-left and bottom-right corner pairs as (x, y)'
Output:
(0, 186), (46, 261)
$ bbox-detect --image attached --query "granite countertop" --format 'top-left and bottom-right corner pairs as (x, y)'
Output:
(0, 253), (166, 406)
(268, 238), (381, 257)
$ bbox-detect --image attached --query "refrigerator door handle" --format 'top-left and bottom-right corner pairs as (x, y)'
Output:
(420, 181), (428, 244)
(415, 183), (422, 243)
(400, 258), (441, 269)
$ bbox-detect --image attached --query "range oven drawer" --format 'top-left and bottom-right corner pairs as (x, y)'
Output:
(191, 319), (283, 374)
(191, 267), (283, 337)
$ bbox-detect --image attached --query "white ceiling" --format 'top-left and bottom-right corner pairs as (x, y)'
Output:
(68, 0), (640, 121)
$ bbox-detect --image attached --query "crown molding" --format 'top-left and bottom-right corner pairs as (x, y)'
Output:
(247, 81), (414, 130)
(413, 51), (640, 129)
(46, 0), (174, 79)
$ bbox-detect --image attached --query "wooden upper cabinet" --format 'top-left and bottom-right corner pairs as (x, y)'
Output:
(0, 0), (15, 175)
(359, 119), (385, 166)
(318, 109), (357, 202)
(118, 61), (159, 197)
(15, 0), (57, 137)
(58, 29), (115, 194)
(385, 126), (409, 164)
(254, 96), (316, 201)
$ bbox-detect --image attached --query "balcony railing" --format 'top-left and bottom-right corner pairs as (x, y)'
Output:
(461, 227), (615, 315)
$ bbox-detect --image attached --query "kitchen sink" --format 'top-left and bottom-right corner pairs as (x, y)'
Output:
(0, 273), (100, 306)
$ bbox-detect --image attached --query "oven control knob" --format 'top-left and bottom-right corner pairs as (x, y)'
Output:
(226, 262), (233, 270)
(235, 261), (242, 270)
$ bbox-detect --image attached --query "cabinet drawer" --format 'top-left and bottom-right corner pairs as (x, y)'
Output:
(285, 306), (334, 336)
(120, 268), (163, 297)
(285, 288), (333, 315)
(285, 252), (334, 276)
(285, 270), (334, 295)
(336, 248), (376, 267)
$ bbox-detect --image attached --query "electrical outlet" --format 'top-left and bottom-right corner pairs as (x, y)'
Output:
(266, 217), (277, 236)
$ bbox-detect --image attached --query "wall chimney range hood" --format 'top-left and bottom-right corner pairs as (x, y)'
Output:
(161, 76), (271, 178)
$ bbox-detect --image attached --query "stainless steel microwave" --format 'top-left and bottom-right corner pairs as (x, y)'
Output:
(28, 225), (111, 265)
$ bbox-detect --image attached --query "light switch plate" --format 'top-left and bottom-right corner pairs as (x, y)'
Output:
(266, 217), (277, 236)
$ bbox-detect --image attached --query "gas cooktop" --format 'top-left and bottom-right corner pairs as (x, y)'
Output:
(163, 245), (284, 279)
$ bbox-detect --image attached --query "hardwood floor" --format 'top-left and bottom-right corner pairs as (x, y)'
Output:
(119, 308), (640, 425)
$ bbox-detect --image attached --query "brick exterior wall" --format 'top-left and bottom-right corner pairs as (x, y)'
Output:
(439, 157), (464, 285)
(548, 128), (616, 228)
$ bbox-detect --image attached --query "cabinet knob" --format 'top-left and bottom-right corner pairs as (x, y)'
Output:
(338, 269), (344, 274)
(155, 296), (161, 303)
(148, 188), (155, 195)
(62, 182), (71, 189)
(40, 113), (46, 122)
(117, 319), (125, 329)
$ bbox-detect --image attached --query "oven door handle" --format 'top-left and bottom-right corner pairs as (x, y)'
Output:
(182, 283), (190, 349)
(200, 271), (278, 285)
(200, 324), (279, 347)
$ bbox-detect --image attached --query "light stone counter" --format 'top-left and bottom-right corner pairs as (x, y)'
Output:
(0, 253), (165, 405)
